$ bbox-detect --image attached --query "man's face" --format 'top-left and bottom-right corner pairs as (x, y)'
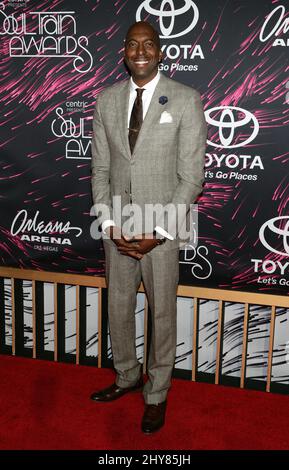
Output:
(124, 23), (162, 85)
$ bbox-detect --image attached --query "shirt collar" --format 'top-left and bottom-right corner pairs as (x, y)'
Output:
(130, 71), (160, 93)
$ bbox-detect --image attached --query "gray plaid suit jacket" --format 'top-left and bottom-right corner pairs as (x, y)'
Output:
(91, 73), (207, 249)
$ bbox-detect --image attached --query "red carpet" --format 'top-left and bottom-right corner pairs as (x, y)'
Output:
(0, 355), (288, 450)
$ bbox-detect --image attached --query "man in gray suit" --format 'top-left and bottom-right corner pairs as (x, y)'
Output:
(90, 21), (206, 433)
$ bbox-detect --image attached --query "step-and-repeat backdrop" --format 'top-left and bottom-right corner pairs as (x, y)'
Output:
(1, 1), (289, 383)
(1, 0), (288, 294)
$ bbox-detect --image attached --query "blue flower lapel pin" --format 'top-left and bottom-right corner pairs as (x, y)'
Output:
(159, 96), (168, 105)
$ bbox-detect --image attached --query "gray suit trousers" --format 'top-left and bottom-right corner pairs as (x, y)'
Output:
(103, 240), (179, 405)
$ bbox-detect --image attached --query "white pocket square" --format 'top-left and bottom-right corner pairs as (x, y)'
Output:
(159, 111), (173, 124)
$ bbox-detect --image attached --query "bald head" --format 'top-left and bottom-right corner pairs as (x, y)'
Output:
(124, 21), (162, 87)
(125, 21), (160, 49)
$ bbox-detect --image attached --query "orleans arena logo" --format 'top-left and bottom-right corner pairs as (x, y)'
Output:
(204, 106), (264, 182)
(10, 209), (83, 251)
(259, 5), (289, 47)
(136, 0), (204, 72)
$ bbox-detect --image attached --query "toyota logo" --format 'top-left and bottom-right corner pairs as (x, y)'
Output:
(205, 106), (259, 149)
(259, 216), (289, 257)
(136, 0), (199, 39)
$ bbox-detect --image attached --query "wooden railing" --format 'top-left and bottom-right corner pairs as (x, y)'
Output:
(0, 267), (288, 393)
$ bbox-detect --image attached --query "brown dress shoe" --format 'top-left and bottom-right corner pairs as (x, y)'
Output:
(90, 377), (143, 402)
(141, 400), (167, 434)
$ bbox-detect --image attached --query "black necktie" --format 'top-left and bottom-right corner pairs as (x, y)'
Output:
(129, 88), (144, 153)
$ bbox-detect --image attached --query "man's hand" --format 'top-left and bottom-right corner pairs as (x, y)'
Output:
(123, 233), (159, 255)
(107, 226), (143, 260)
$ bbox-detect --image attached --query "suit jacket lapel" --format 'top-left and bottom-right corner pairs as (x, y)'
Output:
(132, 74), (168, 157)
(116, 74), (169, 160)
(116, 79), (131, 160)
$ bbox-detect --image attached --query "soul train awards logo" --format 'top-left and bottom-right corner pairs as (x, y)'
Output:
(10, 209), (82, 252)
(204, 106), (264, 183)
(136, 0), (204, 72)
(179, 244), (212, 280)
(259, 5), (289, 47)
(0, 4), (93, 73)
(251, 216), (289, 288)
(179, 220), (212, 280)
(51, 106), (91, 159)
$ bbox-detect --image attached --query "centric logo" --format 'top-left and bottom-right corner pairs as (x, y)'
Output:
(259, 216), (289, 257)
(205, 106), (259, 149)
(136, 0), (199, 39)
